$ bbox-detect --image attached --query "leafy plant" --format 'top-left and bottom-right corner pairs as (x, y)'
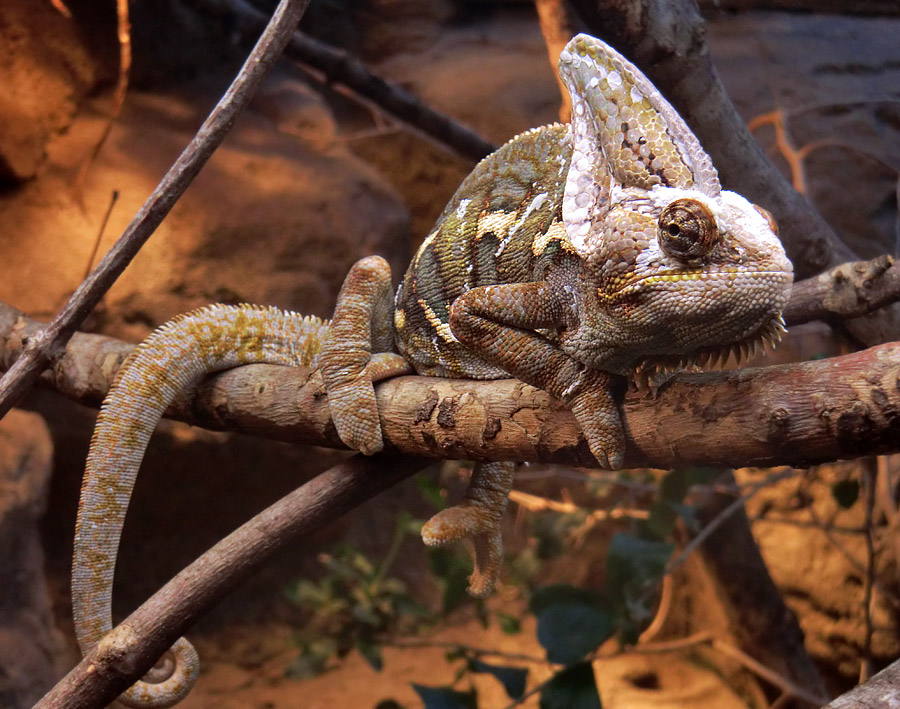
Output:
(284, 511), (428, 676)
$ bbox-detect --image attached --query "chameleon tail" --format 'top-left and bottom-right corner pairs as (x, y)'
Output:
(72, 304), (328, 707)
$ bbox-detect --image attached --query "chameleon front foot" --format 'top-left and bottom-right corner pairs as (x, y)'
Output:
(420, 461), (515, 597)
(564, 369), (626, 470)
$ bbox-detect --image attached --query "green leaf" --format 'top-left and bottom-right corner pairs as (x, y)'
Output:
(539, 662), (602, 709)
(605, 534), (673, 592)
(357, 636), (383, 672)
(530, 585), (603, 616)
(470, 659), (528, 699)
(535, 600), (615, 664)
(496, 612), (521, 635)
(832, 479), (860, 508)
(411, 684), (478, 709)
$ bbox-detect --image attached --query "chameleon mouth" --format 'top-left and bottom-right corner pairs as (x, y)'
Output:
(610, 269), (792, 297)
(631, 313), (788, 386)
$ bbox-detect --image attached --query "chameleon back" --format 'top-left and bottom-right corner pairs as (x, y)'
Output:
(394, 124), (574, 379)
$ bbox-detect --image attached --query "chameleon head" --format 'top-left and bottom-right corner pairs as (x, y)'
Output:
(590, 184), (793, 373)
(556, 34), (793, 373)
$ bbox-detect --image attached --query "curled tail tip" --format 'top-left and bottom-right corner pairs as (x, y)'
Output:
(116, 636), (200, 708)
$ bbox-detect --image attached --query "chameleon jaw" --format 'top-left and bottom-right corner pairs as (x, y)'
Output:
(632, 313), (788, 385)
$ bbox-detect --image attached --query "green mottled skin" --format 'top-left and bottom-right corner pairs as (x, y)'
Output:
(396, 124), (574, 378)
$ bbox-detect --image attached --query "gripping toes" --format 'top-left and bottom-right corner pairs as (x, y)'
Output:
(564, 370), (626, 469)
(324, 352), (412, 455)
(321, 257), (410, 455)
(421, 461), (515, 597)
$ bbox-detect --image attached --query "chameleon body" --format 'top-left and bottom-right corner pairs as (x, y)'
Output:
(72, 34), (793, 707)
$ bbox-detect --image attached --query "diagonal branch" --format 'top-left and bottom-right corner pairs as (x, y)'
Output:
(33, 454), (431, 709)
(198, 0), (497, 162)
(0, 0), (312, 421)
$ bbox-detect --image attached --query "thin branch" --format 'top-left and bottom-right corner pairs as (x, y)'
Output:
(691, 470), (829, 699)
(711, 638), (826, 707)
(199, 0), (497, 162)
(74, 0), (131, 203)
(82, 190), (119, 281)
(0, 0), (312, 421)
(34, 454), (431, 709)
(861, 458), (877, 682)
(783, 256), (900, 327)
(664, 470), (798, 575)
(806, 503), (900, 610)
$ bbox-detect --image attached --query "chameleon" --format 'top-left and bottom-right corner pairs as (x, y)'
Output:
(71, 34), (793, 707)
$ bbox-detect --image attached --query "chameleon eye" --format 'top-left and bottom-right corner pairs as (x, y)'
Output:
(657, 198), (719, 261)
(753, 204), (779, 235)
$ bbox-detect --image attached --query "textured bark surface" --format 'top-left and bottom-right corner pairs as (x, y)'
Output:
(821, 657), (900, 708)
(3, 302), (899, 470)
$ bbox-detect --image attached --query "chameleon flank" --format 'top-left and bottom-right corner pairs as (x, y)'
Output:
(72, 34), (792, 706)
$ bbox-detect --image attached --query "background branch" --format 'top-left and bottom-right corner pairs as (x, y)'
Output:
(33, 454), (430, 709)
(199, 0), (497, 162)
(0, 0), (312, 420)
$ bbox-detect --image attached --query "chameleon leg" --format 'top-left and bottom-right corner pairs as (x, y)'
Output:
(421, 460), (515, 597)
(321, 256), (412, 455)
(449, 282), (626, 468)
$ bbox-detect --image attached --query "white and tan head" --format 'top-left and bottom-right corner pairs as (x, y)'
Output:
(557, 34), (793, 374)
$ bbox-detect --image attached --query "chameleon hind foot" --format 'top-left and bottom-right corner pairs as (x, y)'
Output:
(421, 461), (514, 597)
(321, 256), (411, 455)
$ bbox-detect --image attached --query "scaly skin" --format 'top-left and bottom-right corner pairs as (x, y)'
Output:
(72, 34), (793, 706)
(73, 292), (410, 708)
(73, 304), (328, 707)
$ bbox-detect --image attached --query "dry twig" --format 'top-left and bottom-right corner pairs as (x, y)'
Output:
(33, 454), (430, 709)
(199, 0), (496, 162)
(0, 0), (313, 421)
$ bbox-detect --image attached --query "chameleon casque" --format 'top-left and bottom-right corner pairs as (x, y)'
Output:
(71, 34), (793, 707)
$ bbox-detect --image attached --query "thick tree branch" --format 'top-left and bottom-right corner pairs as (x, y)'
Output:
(33, 454), (430, 709)
(0, 0), (311, 420)
(3, 299), (899, 470)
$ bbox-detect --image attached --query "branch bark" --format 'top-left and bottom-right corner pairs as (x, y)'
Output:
(0, 0), (312, 421)
(33, 454), (430, 709)
(3, 299), (899, 470)
(821, 657), (900, 708)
